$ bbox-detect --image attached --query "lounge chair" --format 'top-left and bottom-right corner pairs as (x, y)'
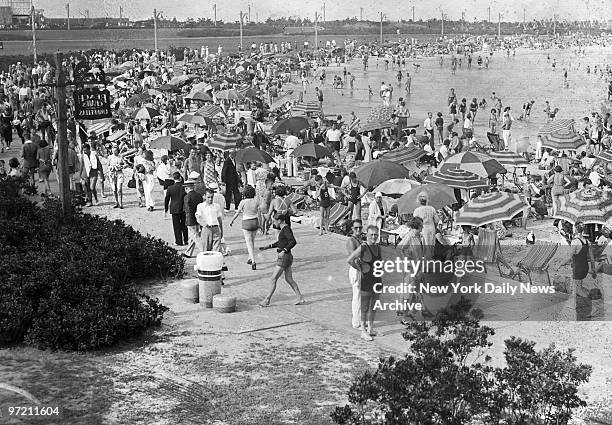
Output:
(473, 228), (504, 276)
(328, 203), (351, 227)
(285, 192), (305, 209)
(516, 243), (559, 285)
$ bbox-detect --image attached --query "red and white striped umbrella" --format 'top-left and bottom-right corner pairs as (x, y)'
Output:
(196, 104), (225, 118)
(381, 145), (427, 164)
(291, 101), (320, 115)
(359, 119), (395, 133)
(424, 168), (489, 190)
(208, 132), (243, 151)
(489, 150), (529, 168)
(133, 106), (160, 120)
(537, 119), (575, 136)
(540, 128), (585, 151)
(440, 151), (506, 178)
(554, 187), (612, 225)
(455, 192), (525, 227)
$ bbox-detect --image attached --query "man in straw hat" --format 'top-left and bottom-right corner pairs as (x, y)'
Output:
(183, 172), (203, 258)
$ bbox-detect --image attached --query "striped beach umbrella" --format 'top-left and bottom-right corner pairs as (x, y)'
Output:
(424, 168), (489, 190)
(126, 93), (150, 107)
(185, 91), (213, 102)
(354, 159), (411, 187)
(215, 89), (244, 101)
(133, 106), (160, 120)
(441, 151), (506, 178)
(540, 128), (585, 151)
(455, 192), (525, 227)
(177, 112), (210, 126)
(235, 148), (274, 164)
(196, 104), (225, 118)
(291, 143), (331, 159)
(489, 150), (529, 168)
(537, 119), (575, 136)
(359, 119), (395, 133)
(375, 178), (420, 196)
(291, 101), (320, 115)
(596, 150), (612, 162)
(270, 117), (311, 136)
(380, 145), (426, 164)
(397, 184), (457, 214)
(554, 187), (612, 225)
(208, 132), (243, 151)
(270, 92), (298, 110)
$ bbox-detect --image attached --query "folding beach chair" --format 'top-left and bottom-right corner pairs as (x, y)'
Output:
(516, 243), (559, 285)
(487, 132), (502, 151)
(473, 229), (504, 276)
(328, 203), (351, 233)
(285, 192), (305, 209)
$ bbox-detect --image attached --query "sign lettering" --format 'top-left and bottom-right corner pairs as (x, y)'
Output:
(73, 89), (112, 120)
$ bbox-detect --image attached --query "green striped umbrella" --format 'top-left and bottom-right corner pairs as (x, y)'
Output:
(537, 119), (575, 136)
(208, 132), (243, 151)
(489, 150), (529, 168)
(455, 192), (525, 227)
(424, 168), (489, 190)
(540, 128), (585, 151)
(380, 145), (426, 164)
(441, 151), (506, 178)
(291, 101), (320, 115)
(554, 187), (612, 225)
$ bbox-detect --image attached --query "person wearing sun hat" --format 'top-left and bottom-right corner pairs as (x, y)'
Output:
(183, 173), (203, 258)
(367, 192), (386, 240)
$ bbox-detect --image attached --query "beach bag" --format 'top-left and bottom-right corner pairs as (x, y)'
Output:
(127, 176), (136, 189)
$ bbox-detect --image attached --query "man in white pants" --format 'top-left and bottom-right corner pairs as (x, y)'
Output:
(284, 130), (300, 177)
(501, 107), (513, 150)
(346, 219), (363, 329)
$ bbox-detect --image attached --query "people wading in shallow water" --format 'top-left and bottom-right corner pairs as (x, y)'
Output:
(259, 212), (305, 307)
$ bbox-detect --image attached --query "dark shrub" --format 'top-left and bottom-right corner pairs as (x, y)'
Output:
(0, 177), (182, 350)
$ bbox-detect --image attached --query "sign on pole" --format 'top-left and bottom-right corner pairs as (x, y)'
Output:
(73, 88), (112, 120)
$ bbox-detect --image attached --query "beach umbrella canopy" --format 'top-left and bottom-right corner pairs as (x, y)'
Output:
(185, 91), (213, 102)
(215, 89), (244, 101)
(354, 159), (412, 187)
(291, 101), (320, 115)
(145, 88), (163, 97)
(126, 93), (150, 107)
(554, 187), (612, 225)
(196, 104), (226, 118)
(596, 150), (612, 162)
(209, 132), (243, 151)
(424, 168), (489, 190)
(159, 83), (180, 92)
(149, 135), (190, 152)
(291, 143), (331, 159)
(133, 106), (160, 120)
(235, 148), (275, 164)
(168, 74), (195, 86)
(270, 117), (311, 135)
(541, 129), (585, 151)
(177, 112), (209, 126)
(270, 92), (298, 110)
(537, 119), (575, 136)
(441, 151), (506, 178)
(360, 119), (395, 133)
(455, 192), (525, 227)
(397, 184), (457, 214)
(238, 87), (259, 98)
(375, 178), (420, 196)
(489, 150), (529, 168)
(380, 145), (426, 164)
(192, 81), (213, 92)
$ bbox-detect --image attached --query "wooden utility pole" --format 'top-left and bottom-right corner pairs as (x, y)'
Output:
(239, 11), (243, 51)
(360, 7), (363, 21)
(412, 6), (415, 22)
(441, 12), (444, 37)
(322, 1), (325, 22)
(380, 12), (384, 44)
(487, 7), (490, 23)
(314, 12), (318, 52)
(54, 53), (71, 218)
(31, 5), (37, 63)
(66, 3), (70, 30)
(153, 9), (158, 51)
(498, 13), (501, 38)
(213, 4), (217, 26)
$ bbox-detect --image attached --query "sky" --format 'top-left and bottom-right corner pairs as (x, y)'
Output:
(34, 0), (610, 22)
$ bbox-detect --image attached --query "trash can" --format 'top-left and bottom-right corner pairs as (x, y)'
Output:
(213, 295), (237, 313)
(194, 251), (223, 308)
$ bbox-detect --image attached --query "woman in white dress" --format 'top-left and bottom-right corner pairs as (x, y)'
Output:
(412, 191), (439, 258)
